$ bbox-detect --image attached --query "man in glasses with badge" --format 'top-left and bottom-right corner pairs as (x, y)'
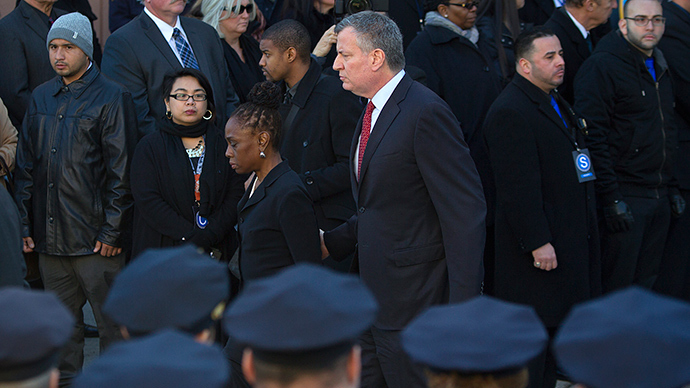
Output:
(574, 0), (683, 294)
(483, 27), (600, 388)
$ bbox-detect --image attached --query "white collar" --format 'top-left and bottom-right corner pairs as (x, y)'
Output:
(144, 7), (184, 42)
(370, 70), (406, 111)
(565, 8), (589, 39)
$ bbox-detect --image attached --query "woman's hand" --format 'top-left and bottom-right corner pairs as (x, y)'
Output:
(312, 25), (337, 57)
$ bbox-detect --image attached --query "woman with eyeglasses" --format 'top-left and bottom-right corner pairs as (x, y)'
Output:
(406, 0), (503, 296)
(198, 0), (265, 103)
(130, 68), (245, 259)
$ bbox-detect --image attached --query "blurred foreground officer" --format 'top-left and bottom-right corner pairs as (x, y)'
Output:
(0, 288), (74, 388)
(71, 330), (229, 388)
(224, 264), (378, 388)
(575, 0), (682, 293)
(402, 296), (548, 388)
(484, 27), (600, 388)
(103, 245), (229, 342)
(553, 287), (690, 388)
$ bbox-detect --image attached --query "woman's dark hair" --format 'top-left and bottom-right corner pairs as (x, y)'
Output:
(477, 0), (522, 81)
(162, 68), (216, 122)
(231, 81), (283, 151)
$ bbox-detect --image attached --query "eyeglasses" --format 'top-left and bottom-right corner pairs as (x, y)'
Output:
(223, 3), (254, 16)
(169, 93), (207, 102)
(624, 16), (666, 26)
(445, 1), (479, 9)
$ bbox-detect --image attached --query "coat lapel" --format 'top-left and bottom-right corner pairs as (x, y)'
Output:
(140, 13), (182, 70)
(19, 2), (51, 42)
(239, 161), (290, 212)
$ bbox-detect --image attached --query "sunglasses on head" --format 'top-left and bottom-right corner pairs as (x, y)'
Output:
(445, 1), (480, 9)
(223, 3), (254, 16)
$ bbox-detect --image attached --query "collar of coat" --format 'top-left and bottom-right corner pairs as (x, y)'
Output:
(424, 24), (480, 48)
(279, 59), (322, 109)
(51, 64), (99, 99)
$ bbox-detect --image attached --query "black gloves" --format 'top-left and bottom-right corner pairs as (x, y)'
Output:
(670, 193), (686, 218)
(604, 200), (634, 233)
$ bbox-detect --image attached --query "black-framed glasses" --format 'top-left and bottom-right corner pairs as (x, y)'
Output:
(169, 93), (207, 102)
(624, 16), (666, 26)
(223, 3), (254, 16)
(445, 1), (479, 9)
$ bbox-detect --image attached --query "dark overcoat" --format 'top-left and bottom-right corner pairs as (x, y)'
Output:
(130, 126), (245, 259)
(484, 74), (600, 327)
(279, 59), (361, 231)
(236, 160), (321, 282)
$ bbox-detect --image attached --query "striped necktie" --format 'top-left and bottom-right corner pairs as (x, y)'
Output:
(172, 28), (200, 70)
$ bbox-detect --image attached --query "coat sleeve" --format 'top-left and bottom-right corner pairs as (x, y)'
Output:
(278, 188), (323, 264)
(323, 213), (357, 261)
(484, 104), (553, 253)
(97, 91), (138, 247)
(197, 169), (245, 248)
(0, 98), (18, 176)
(102, 33), (157, 138)
(0, 30), (31, 127)
(13, 99), (36, 238)
(300, 88), (361, 201)
(574, 56), (622, 204)
(131, 137), (196, 240)
(414, 100), (486, 303)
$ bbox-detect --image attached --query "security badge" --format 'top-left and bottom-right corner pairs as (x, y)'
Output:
(572, 149), (596, 183)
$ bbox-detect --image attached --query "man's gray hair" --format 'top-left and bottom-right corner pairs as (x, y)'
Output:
(335, 11), (405, 72)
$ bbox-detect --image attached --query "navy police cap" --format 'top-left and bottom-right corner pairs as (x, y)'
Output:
(103, 245), (229, 335)
(71, 329), (229, 388)
(402, 296), (548, 373)
(553, 287), (690, 388)
(0, 288), (74, 382)
(224, 264), (378, 364)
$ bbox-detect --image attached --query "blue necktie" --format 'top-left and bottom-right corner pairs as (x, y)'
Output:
(172, 28), (199, 70)
(645, 57), (656, 81)
(551, 95), (568, 128)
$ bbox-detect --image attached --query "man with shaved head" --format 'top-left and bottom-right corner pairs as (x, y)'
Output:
(575, 0), (683, 294)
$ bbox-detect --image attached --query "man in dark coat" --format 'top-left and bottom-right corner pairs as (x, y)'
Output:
(388, 0), (424, 50)
(14, 13), (137, 384)
(483, 27), (600, 388)
(259, 20), (360, 236)
(575, 0), (683, 293)
(654, 0), (690, 302)
(0, 0), (66, 127)
(544, 0), (617, 103)
(519, 0), (557, 25)
(323, 12), (486, 388)
(101, 0), (240, 138)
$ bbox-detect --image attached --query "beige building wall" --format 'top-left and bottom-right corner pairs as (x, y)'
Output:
(0, 0), (111, 44)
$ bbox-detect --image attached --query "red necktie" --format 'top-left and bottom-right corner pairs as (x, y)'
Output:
(358, 102), (375, 180)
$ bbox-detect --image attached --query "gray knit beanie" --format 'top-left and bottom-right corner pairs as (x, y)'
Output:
(46, 12), (93, 59)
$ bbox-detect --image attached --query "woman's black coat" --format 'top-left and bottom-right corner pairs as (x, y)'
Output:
(130, 125), (245, 259)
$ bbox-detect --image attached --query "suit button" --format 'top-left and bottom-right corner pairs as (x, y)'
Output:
(484, 66), (490, 72)
(239, 217), (244, 224)
(58, 114), (64, 120)
(306, 177), (314, 185)
(51, 148), (57, 153)
(587, 234), (591, 239)
(49, 217), (54, 223)
(62, 87), (68, 92)
(304, 171), (311, 176)
(359, 207), (365, 213)
(49, 183), (54, 188)
(303, 141), (308, 147)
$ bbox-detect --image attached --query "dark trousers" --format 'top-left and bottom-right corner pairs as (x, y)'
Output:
(526, 327), (557, 388)
(39, 253), (124, 378)
(655, 189), (690, 302)
(359, 326), (426, 388)
(601, 195), (670, 293)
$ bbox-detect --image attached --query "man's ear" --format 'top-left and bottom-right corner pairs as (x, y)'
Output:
(242, 348), (257, 385)
(286, 47), (298, 63)
(370, 48), (386, 72)
(618, 17), (628, 37)
(518, 57), (531, 74)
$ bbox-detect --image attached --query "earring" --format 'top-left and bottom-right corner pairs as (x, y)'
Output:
(445, 14), (449, 17)
(260, 151), (266, 159)
(166, 110), (172, 119)
(203, 110), (213, 120)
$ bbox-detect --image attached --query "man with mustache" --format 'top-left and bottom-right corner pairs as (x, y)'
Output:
(102, 0), (240, 139)
(483, 27), (600, 388)
(575, 0), (683, 294)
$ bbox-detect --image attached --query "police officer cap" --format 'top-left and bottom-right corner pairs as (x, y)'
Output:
(71, 329), (229, 388)
(0, 288), (74, 382)
(224, 264), (378, 366)
(103, 245), (229, 336)
(402, 296), (548, 373)
(553, 287), (690, 388)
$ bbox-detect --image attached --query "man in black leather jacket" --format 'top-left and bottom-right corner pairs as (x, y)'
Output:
(13, 12), (137, 384)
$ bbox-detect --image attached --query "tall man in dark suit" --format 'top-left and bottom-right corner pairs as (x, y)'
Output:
(0, 0), (66, 127)
(483, 27), (599, 388)
(322, 11), (486, 388)
(545, 0), (617, 103)
(102, 0), (240, 138)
